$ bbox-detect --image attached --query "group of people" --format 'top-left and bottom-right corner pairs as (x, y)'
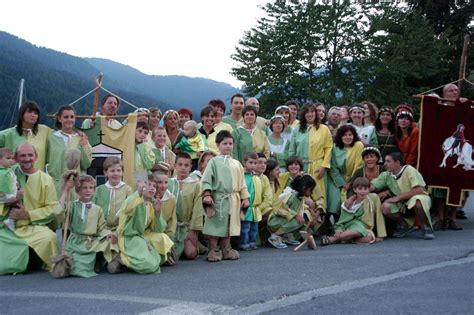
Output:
(0, 82), (468, 277)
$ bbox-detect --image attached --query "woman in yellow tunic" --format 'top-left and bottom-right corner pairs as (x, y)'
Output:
(232, 106), (270, 164)
(47, 105), (92, 197)
(326, 125), (364, 217)
(288, 103), (333, 207)
(0, 101), (52, 171)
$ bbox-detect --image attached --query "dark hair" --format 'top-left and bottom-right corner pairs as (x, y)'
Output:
(264, 159), (280, 192)
(298, 102), (320, 132)
(353, 177), (370, 189)
(387, 151), (404, 165)
(362, 147), (381, 160)
(290, 174), (316, 197)
(374, 107), (396, 134)
(243, 152), (258, 163)
(215, 130), (233, 144)
(269, 116), (285, 133)
(242, 105), (258, 118)
(200, 105), (216, 118)
(16, 101), (40, 135)
(285, 100), (299, 108)
(256, 152), (267, 159)
(55, 105), (76, 130)
(178, 108), (193, 120)
(396, 112), (414, 139)
(208, 99), (226, 113)
(175, 152), (192, 162)
(197, 151), (216, 172)
(361, 101), (378, 122)
(230, 93), (245, 105)
(101, 94), (120, 107)
(285, 156), (304, 170)
(136, 121), (149, 131)
(334, 124), (360, 149)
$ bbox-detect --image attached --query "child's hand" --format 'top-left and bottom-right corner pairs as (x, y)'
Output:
(15, 190), (23, 201)
(241, 199), (249, 209)
(153, 198), (162, 216)
(79, 132), (89, 146)
(295, 213), (305, 225)
(137, 181), (147, 196)
(64, 177), (75, 192)
(108, 234), (118, 245)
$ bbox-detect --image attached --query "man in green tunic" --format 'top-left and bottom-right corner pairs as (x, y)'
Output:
(222, 94), (245, 130)
(371, 151), (434, 240)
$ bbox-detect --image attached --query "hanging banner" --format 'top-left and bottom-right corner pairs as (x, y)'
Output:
(418, 95), (474, 206)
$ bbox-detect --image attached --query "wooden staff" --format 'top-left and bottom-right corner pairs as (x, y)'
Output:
(457, 34), (469, 94)
(91, 73), (104, 122)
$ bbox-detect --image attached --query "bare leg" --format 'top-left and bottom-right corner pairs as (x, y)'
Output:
(382, 202), (407, 227)
(413, 200), (427, 226)
(183, 239), (198, 260)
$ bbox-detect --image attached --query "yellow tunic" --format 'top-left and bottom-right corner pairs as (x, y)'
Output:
(14, 168), (59, 270)
(207, 122), (233, 155)
(160, 190), (177, 238)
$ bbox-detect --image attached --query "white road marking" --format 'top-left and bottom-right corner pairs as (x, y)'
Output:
(230, 255), (474, 314)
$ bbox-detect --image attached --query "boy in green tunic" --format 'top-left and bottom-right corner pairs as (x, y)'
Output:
(171, 153), (205, 259)
(321, 177), (385, 246)
(201, 130), (249, 262)
(134, 121), (156, 173)
(59, 175), (118, 278)
(370, 151), (434, 240)
(93, 157), (133, 231)
(153, 170), (177, 238)
(239, 153), (261, 250)
(117, 175), (175, 274)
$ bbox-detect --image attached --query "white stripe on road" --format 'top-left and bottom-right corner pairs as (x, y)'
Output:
(2, 255), (473, 314)
(231, 255), (474, 314)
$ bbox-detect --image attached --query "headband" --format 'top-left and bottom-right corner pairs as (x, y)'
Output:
(275, 105), (291, 114)
(349, 105), (366, 113)
(396, 111), (413, 120)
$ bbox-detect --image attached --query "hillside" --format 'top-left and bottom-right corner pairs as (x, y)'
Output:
(0, 31), (240, 129)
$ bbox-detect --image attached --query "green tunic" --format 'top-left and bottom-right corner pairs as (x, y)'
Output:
(92, 181), (133, 230)
(47, 130), (92, 197)
(172, 176), (204, 257)
(267, 188), (311, 237)
(160, 190), (177, 238)
(268, 135), (289, 169)
(201, 155), (249, 237)
(232, 126), (270, 164)
(243, 173), (255, 222)
(0, 125), (52, 171)
(334, 193), (386, 238)
(65, 201), (117, 278)
(135, 143), (156, 173)
(0, 207), (29, 274)
(117, 192), (170, 274)
(371, 166), (432, 226)
(327, 142), (364, 214)
(222, 115), (242, 130)
(175, 133), (207, 160)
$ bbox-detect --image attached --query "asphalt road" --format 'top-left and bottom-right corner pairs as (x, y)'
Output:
(1, 206), (473, 314)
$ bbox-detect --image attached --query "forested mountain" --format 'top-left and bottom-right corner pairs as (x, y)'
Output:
(0, 31), (239, 129)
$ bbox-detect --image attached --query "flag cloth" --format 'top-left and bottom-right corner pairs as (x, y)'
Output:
(418, 96), (474, 206)
(81, 114), (137, 187)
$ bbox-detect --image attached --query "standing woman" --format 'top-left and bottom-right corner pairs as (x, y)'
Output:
(361, 101), (378, 126)
(0, 101), (52, 170)
(396, 111), (419, 167)
(163, 110), (183, 150)
(349, 104), (378, 147)
(274, 105), (294, 142)
(232, 105), (270, 164)
(326, 125), (364, 217)
(315, 102), (327, 125)
(268, 115), (288, 172)
(288, 103), (333, 206)
(47, 105), (92, 196)
(375, 107), (398, 160)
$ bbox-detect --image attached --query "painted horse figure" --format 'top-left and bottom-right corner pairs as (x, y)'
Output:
(440, 136), (473, 170)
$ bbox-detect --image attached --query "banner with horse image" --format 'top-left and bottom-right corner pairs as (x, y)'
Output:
(418, 95), (474, 206)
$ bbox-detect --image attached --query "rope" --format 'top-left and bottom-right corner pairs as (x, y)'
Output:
(68, 86), (99, 107)
(416, 78), (463, 96)
(100, 86), (139, 110)
(464, 78), (474, 86)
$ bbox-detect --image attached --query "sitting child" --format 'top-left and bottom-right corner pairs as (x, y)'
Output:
(152, 126), (176, 171)
(321, 177), (386, 246)
(0, 148), (21, 231)
(93, 157), (133, 232)
(267, 175), (320, 249)
(116, 175), (175, 274)
(175, 120), (207, 170)
(60, 175), (118, 278)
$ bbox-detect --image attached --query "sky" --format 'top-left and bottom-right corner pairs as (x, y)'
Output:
(0, 0), (268, 88)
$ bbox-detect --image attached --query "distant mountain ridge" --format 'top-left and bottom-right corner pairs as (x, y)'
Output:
(0, 31), (240, 128)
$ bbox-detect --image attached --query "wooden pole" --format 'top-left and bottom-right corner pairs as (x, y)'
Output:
(457, 35), (469, 94)
(91, 73), (103, 122)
